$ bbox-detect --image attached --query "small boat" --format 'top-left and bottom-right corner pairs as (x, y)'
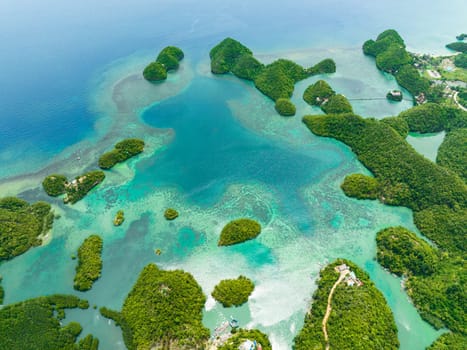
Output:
(229, 317), (239, 328)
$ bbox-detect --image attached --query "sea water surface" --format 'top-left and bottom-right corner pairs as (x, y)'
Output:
(1, 0), (465, 349)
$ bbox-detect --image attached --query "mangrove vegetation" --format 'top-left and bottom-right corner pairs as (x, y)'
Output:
(73, 235), (103, 292)
(98, 138), (145, 170)
(218, 218), (261, 246)
(211, 275), (255, 307)
(0, 197), (54, 261)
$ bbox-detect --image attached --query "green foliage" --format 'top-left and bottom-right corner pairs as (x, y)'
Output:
(320, 94), (353, 114)
(386, 90), (403, 102)
(341, 174), (380, 200)
(156, 46), (184, 71)
(303, 80), (335, 106)
(121, 264), (210, 350)
(267, 59), (309, 82)
(380, 116), (409, 137)
(428, 332), (467, 349)
(210, 38), (252, 74)
(0, 277), (4, 304)
(77, 335), (99, 350)
(414, 206), (466, 253)
(231, 54), (264, 80)
(375, 43), (412, 72)
(113, 210), (125, 226)
(0, 295), (93, 350)
(218, 329), (272, 350)
(64, 171), (106, 204)
(293, 259), (399, 350)
(0, 197), (53, 261)
(406, 255), (466, 333)
(275, 98), (296, 116)
(446, 42), (467, 53)
(376, 226), (438, 276)
(218, 218), (261, 246)
(395, 64), (430, 96)
(42, 174), (68, 196)
(398, 102), (447, 133)
(437, 128), (467, 182)
(363, 29), (405, 57)
(302, 110), (467, 336)
(164, 208), (179, 220)
(98, 138), (145, 169)
(307, 58), (337, 75)
(302, 113), (467, 212)
(73, 235), (103, 292)
(143, 62), (167, 81)
(454, 53), (467, 68)
(211, 275), (255, 307)
(254, 63), (295, 101)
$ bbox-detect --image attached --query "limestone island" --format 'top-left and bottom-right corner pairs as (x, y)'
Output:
(274, 98), (296, 116)
(216, 329), (271, 350)
(293, 259), (399, 350)
(209, 38), (336, 115)
(99, 264), (210, 349)
(218, 218), (261, 246)
(164, 208), (179, 220)
(42, 170), (105, 204)
(113, 210), (125, 226)
(143, 46), (184, 82)
(0, 295), (98, 350)
(211, 275), (255, 307)
(98, 138), (145, 170)
(0, 197), (54, 261)
(386, 89), (403, 101)
(73, 235), (103, 292)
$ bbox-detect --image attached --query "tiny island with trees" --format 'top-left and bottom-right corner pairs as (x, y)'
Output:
(209, 38), (336, 116)
(163, 208), (179, 220)
(218, 218), (262, 246)
(98, 138), (145, 170)
(0, 196), (54, 261)
(42, 170), (105, 204)
(211, 275), (255, 307)
(73, 235), (103, 292)
(113, 210), (125, 226)
(143, 46), (184, 82)
(293, 259), (399, 350)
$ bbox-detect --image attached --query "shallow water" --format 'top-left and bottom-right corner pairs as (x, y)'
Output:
(1, 1), (464, 349)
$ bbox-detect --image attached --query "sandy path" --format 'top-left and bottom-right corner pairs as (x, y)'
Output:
(322, 270), (348, 350)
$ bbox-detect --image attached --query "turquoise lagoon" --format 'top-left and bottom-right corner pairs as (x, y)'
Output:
(1, 0), (466, 349)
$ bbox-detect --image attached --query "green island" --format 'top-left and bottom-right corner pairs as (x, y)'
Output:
(436, 128), (467, 182)
(209, 38), (336, 114)
(73, 235), (103, 292)
(0, 197), (54, 261)
(376, 226), (438, 276)
(98, 138), (145, 170)
(143, 46), (184, 81)
(303, 79), (335, 106)
(164, 208), (179, 220)
(386, 89), (403, 102)
(211, 275), (255, 307)
(340, 173), (380, 200)
(446, 42), (467, 53)
(113, 210), (125, 226)
(274, 98), (296, 116)
(456, 33), (467, 41)
(100, 264), (209, 350)
(302, 76), (466, 343)
(43, 170), (105, 204)
(218, 218), (261, 246)
(293, 259), (399, 350)
(218, 329), (272, 350)
(0, 295), (97, 350)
